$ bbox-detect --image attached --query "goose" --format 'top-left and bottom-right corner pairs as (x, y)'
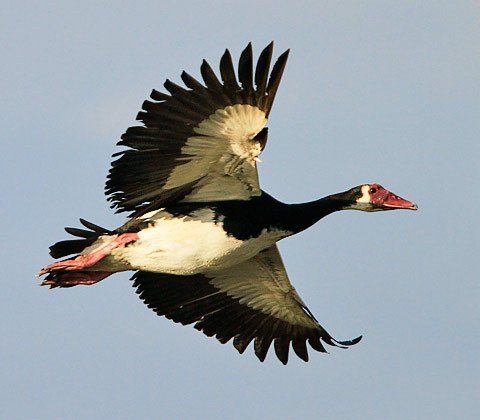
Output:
(38, 42), (417, 364)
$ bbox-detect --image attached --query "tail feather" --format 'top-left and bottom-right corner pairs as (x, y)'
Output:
(49, 219), (112, 259)
(78, 218), (111, 233)
(64, 227), (96, 238)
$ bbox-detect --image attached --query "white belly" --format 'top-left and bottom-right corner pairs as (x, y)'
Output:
(103, 209), (285, 275)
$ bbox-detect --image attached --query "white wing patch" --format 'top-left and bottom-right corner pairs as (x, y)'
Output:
(210, 246), (319, 328)
(163, 104), (267, 201)
(194, 104), (266, 162)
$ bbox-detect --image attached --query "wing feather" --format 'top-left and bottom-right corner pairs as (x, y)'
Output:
(238, 42), (254, 104)
(255, 41), (273, 98)
(219, 49), (239, 91)
(201, 60), (226, 95)
(265, 49), (290, 116)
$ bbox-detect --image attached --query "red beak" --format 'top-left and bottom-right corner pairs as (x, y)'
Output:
(382, 191), (418, 210)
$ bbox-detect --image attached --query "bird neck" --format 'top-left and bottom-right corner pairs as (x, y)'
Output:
(279, 193), (353, 234)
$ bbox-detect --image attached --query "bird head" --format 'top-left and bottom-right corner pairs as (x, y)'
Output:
(348, 183), (417, 212)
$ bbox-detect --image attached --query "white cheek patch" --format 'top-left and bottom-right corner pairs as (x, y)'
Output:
(356, 185), (371, 204)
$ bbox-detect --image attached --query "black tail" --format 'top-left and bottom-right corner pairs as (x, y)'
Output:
(49, 218), (112, 258)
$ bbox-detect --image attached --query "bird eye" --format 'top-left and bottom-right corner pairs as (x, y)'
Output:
(369, 187), (377, 194)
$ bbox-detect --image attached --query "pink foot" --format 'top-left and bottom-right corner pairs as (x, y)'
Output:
(38, 232), (139, 275)
(41, 271), (113, 288)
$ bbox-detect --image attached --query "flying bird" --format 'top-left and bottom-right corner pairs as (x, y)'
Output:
(39, 42), (417, 364)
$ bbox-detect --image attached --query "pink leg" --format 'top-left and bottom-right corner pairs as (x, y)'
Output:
(38, 232), (139, 276)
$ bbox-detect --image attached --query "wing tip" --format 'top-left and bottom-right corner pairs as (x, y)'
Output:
(333, 335), (363, 348)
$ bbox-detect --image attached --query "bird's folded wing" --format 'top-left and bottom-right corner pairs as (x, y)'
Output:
(106, 43), (289, 214)
(132, 245), (361, 364)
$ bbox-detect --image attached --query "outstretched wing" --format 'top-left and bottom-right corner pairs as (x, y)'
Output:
(106, 43), (289, 214)
(132, 245), (361, 364)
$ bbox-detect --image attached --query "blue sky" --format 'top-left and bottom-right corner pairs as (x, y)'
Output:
(2, 1), (479, 419)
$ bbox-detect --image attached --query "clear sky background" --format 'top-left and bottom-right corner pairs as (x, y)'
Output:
(2, 1), (479, 419)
